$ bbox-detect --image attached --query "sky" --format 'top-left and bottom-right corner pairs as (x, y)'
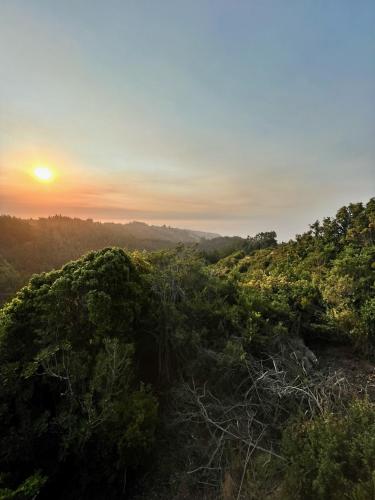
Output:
(0, 0), (374, 240)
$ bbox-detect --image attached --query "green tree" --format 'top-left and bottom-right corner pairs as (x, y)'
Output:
(0, 248), (158, 499)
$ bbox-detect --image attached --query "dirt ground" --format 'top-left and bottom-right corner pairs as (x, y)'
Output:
(313, 344), (375, 401)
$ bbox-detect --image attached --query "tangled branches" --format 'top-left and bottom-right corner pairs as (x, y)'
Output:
(169, 343), (351, 498)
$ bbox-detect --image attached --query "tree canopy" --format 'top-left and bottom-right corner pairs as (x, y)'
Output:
(0, 199), (374, 499)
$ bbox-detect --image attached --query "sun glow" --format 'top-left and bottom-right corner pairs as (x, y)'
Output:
(33, 166), (54, 182)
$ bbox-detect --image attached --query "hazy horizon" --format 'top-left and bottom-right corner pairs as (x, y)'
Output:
(1, 1), (374, 240)
(1, 195), (372, 242)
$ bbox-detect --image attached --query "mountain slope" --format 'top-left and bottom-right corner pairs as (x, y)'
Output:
(0, 215), (219, 279)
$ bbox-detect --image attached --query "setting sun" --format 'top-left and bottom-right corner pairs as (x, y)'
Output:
(33, 166), (54, 182)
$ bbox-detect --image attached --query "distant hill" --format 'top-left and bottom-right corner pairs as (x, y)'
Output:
(0, 215), (218, 274)
(0, 215), (223, 301)
(0, 215), (280, 302)
(114, 220), (220, 243)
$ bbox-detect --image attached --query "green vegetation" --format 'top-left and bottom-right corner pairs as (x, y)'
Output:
(0, 248), (158, 498)
(0, 199), (374, 498)
(0, 215), (239, 304)
(283, 400), (375, 500)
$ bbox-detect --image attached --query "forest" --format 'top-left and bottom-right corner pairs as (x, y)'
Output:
(0, 198), (374, 499)
(0, 215), (240, 304)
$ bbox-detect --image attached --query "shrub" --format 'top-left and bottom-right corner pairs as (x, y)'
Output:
(283, 400), (375, 500)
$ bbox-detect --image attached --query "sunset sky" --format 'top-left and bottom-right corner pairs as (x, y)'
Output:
(1, 0), (374, 240)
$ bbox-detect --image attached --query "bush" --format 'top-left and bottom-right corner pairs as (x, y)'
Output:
(0, 471), (47, 499)
(283, 400), (375, 500)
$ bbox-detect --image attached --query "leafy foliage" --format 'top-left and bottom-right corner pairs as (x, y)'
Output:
(0, 199), (374, 498)
(0, 248), (157, 498)
(0, 471), (47, 500)
(283, 400), (375, 500)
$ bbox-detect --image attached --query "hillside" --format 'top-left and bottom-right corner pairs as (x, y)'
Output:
(122, 221), (219, 243)
(0, 215), (227, 301)
(0, 199), (374, 499)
